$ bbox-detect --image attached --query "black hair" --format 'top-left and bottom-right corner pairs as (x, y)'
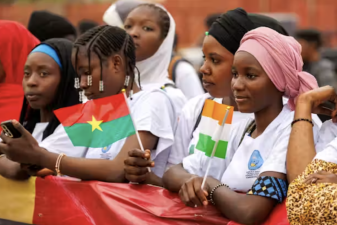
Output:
(78, 20), (99, 35)
(205, 13), (221, 29)
(295, 29), (322, 49)
(173, 33), (178, 50)
(19, 38), (80, 140)
(73, 25), (139, 93)
(135, 4), (170, 39)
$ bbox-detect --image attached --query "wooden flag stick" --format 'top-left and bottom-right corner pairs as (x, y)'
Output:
(201, 108), (230, 190)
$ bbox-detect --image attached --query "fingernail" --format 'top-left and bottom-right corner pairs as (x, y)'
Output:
(145, 153), (150, 157)
(151, 162), (155, 167)
(203, 201), (208, 206)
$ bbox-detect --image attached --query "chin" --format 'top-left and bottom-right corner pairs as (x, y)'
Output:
(236, 104), (253, 113)
(28, 103), (41, 110)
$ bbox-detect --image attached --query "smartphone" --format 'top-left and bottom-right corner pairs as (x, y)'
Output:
(321, 101), (335, 111)
(1, 120), (21, 138)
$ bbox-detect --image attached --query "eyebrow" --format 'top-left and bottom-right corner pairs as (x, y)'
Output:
(209, 52), (224, 58)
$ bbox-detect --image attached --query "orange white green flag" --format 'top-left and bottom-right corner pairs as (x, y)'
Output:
(195, 100), (234, 159)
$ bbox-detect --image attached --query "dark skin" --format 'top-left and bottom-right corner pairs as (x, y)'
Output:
(0, 46), (160, 183)
(0, 52), (61, 180)
(123, 35), (239, 185)
(162, 51), (286, 225)
(287, 86), (337, 183)
(124, 6), (164, 62)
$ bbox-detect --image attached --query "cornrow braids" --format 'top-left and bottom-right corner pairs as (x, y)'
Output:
(74, 25), (138, 94)
(137, 4), (170, 39)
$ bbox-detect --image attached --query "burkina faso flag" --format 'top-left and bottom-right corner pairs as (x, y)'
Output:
(54, 93), (136, 148)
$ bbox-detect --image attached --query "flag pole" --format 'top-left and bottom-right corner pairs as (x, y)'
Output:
(201, 107), (230, 190)
(122, 90), (151, 173)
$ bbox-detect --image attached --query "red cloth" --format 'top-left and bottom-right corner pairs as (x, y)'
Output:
(0, 21), (39, 130)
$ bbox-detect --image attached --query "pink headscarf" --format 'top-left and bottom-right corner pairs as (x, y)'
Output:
(237, 27), (318, 110)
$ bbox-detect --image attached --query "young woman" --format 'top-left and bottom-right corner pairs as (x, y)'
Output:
(0, 26), (175, 182)
(123, 8), (298, 186)
(0, 20), (39, 132)
(161, 27), (319, 224)
(0, 38), (82, 179)
(124, 4), (187, 116)
(286, 86), (337, 224)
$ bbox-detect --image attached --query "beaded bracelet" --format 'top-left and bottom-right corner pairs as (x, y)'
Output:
(55, 153), (66, 177)
(210, 183), (229, 206)
(291, 118), (313, 127)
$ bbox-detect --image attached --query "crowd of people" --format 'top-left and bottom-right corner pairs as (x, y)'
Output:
(1, 1), (337, 224)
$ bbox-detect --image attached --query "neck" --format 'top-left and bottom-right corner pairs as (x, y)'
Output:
(253, 99), (283, 138)
(40, 108), (54, 123)
(222, 95), (239, 111)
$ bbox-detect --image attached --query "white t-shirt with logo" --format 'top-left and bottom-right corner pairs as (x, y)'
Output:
(183, 104), (320, 192)
(168, 93), (253, 165)
(34, 90), (175, 178)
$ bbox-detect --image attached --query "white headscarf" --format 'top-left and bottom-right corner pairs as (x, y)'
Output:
(135, 4), (176, 87)
(103, 0), (143, 28)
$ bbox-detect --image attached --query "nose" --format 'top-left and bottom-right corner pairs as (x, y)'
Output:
(128, 26), (140, 39)
(80, 75), (88, 90)
(231, 74), (245, 92)
(25, 73), (38, 88)
(199, 61), (211, 76)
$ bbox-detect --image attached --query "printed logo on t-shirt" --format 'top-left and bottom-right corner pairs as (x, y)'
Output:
(101, 145), (112, 153)
(248, 150), (264, 170)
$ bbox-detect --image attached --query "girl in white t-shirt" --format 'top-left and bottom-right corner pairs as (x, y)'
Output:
(0, 38), (82, 179)
(162, 27), (320, 224)
(0, 26), (175, 182)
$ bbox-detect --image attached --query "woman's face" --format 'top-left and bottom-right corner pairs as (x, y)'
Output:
(23, 52), (61, 109)
(124, 6), (163, 61)
(231, 51), (283, 113)
(72, 46), (126, 100)
(200, 35), (234, 98)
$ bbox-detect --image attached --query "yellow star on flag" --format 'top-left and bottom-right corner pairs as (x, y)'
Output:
(87, 116), (103, 132)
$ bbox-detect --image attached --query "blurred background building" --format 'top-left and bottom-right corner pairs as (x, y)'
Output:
(1, 0), (337, 48)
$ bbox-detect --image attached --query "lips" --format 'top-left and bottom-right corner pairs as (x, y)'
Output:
(25, 93), (40, 101)
(202, 80), (215, 88)
(234, 95), (249, 103)
(84, 92), (94, 100)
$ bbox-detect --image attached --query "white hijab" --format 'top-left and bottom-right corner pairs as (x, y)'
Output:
(135, 4), (176, 87)
(103, 0), (144, 28)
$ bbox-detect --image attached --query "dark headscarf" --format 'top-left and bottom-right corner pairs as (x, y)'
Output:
(19, 38), (80, 140)
(208, 8), (289, 55)
(28, 11), (77, 42)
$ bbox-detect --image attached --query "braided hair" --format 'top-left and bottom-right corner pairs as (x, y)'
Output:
(135, 4), (170, 39)
(73, 25), (139, 92)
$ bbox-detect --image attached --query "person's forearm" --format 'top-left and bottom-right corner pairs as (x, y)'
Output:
(213, 186), (275, 225)
(144, 172), (163, 187)
(287, 100), (316, 182)
(38, 150), (127, 183)
(162, 164), (194, 192)
(0, 156), (30, 180)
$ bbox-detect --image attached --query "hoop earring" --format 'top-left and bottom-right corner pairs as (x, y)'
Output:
(74, 78), (80, 89)
(99, 80), (104, 92)
(87, 75), (92, 87)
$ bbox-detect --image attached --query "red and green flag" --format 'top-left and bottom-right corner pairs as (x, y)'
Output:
(54, 93), (136, 148)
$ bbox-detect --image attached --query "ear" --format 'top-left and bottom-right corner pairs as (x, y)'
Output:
(112, 55), (123, 73)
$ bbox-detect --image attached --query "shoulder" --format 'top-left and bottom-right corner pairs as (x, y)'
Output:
(181, 93), (211, 118)
(133, 89), (173, 108)
(175, 60), (195, 73)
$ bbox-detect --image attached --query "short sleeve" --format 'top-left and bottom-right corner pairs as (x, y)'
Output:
(131, 91), (175, 161)
(39, 125), (88, 158)
(168, 94), (210, 165)
(316, 120), (337, 153)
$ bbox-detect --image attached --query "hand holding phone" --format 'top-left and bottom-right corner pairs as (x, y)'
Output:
(1, 120), (21, 138)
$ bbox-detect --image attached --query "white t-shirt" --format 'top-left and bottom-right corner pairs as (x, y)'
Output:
(141, 82), (187, 119)
(85, 89), (176, 177)
(315, 120), (337, 164)
(168, 93), (253, 165)
(183, 104), (320, 192)
(175, 61), (204, 100)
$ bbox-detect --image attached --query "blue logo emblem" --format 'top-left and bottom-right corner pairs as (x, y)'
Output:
(101, 144), (112, 153)
(248, 150), (264, 170)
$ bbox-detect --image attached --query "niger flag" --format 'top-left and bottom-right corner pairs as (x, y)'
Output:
(54, 93), (136, 148)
